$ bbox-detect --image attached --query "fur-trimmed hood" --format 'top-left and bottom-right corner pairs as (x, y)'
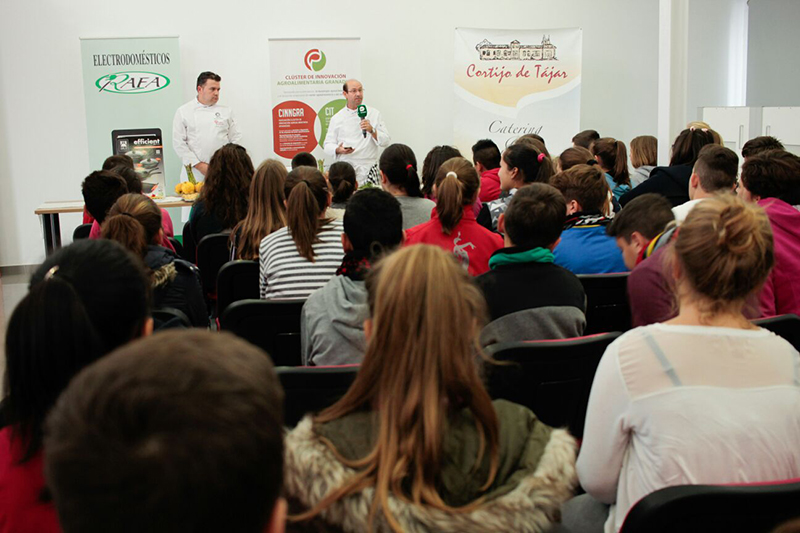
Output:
(284, 402), (578, 533)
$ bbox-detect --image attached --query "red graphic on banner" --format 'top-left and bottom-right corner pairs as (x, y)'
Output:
(272, 100), (318, 158)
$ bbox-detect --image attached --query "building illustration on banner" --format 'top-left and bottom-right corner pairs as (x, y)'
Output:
(475, 36), (557, 61)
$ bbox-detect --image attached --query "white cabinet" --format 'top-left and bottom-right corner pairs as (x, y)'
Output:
(761, 107), (800, 156)
(700, 107), (761, 155)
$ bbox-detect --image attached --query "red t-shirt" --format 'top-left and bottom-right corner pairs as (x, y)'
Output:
(405, 207), (503, 276)
(479, 167), (502, 203)
(0, 428), (60, 533)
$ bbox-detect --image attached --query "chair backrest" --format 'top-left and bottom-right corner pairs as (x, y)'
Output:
(578, 273), (631, 335)
(180, 220), (196, 262)
(151, 307), (192, 330)
(196, 233), (232, 299)
(72, 223), (92, 240)
(277, 365), (360, 427)
(752, 314), (800, 352)
(168, 236), (184, 258)
(485, 332), (621, 438)
(216, 260), (259, 317)
(620, 480), (800, 533)
(220, 299), (305, 367)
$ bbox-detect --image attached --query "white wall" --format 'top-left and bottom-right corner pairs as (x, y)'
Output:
(747, 0), (800, 107)
(0, 0), (659, 267)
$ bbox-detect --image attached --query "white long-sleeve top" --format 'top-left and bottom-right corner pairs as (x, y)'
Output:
(577, 323), (800, 532)
(172, 98), (242, 180)
(323, 105), (390, 184)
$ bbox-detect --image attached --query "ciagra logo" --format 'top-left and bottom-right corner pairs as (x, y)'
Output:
(95, 71), (170, 94)
(304, 49), (326, 72)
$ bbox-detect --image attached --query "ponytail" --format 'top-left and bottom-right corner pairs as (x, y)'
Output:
(503, 144), (552, 185)
(379, 143), (422, 198)
(285, 167), (331, 261)
(591, 137), (630, 187)
(102, 214), (148, 258)
(5, 275), (104, 462)
(434, 157), (479, 235)
(328, 162), (357, 204)
(101, 193), (162, 264)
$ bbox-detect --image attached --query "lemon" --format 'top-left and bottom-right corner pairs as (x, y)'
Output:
(181, 182), (195, 195)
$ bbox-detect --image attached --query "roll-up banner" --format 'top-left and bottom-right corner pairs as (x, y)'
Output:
(80, 37), (183, 196)
(269, 38), (361, 169)
(454, 27), (582, 156)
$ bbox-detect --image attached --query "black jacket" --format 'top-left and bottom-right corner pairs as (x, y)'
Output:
(145, 245), (207, 327)
(619, 164), (693, 207)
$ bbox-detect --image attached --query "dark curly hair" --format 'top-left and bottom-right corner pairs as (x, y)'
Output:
(199, 144), (254, 229)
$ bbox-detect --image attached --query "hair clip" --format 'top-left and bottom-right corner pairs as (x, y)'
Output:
(446, 171), (458, 179)
(537, 153), (546, 163)
(44, 265), (60, 281)
(406, 164), (413, 170)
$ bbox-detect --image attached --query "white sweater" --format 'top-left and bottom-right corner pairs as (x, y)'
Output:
(577, 323), (800, 532)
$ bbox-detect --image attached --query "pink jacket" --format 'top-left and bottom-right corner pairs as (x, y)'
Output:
(479, 167), (502, 203)
(759, 198), (800, 316)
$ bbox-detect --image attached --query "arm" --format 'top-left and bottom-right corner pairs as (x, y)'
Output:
(576, 342), (631, 504)
(300, 302), (312, 366)
(172, 107), (201, 167)
(227, 108), (242, 144)
(371, 109), (391, 147)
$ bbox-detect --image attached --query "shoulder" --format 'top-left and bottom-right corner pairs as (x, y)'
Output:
(260, 227), (290, 250)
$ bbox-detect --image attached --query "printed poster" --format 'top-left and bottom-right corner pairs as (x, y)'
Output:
(269, 38), (361, 169)
(454, 28), (582, 156)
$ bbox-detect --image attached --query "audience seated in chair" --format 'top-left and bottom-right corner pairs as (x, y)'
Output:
(81, 169), (128, 229)
(476, 183), (586, 345)
(591, 138), (632, 202)
(284, 245), (578, 532)
(43, 331), (286, 533)
(230, 159), (287, 261)
(260, 166), (345, 299)
(0, 240), (152, 533)
(738, 149), (800, 316)
(102, 193), (207, 327)
(671, 144), (738, 223)
(550, 164), (628, 274)
(563, 194), (800, 533)
(472, 139), (503, 203)
(301, 188), (403, 366)
(379, 143), (436, 230)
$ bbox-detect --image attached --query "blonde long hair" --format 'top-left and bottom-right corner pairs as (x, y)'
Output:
(231, 160), (287, 260)
(294, 245), (499, 531)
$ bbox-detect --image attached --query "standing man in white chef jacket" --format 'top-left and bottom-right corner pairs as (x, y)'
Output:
(323, 79), (391, 185)
(173, 71), (242, 181)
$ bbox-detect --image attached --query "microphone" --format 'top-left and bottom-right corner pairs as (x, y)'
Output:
(357, 104), (368, 138)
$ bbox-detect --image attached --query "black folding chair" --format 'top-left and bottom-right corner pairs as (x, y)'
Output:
(276, 365), (360, 427)
(578, 273), (631, 335)
(752, 314), (800, 352)
(152, 307), (192, 330)
(484, 332), (621, 438)
(72, 223), (92, 240)
(216, 260), (259, 317)
(196, 232), (232, 304)
(220, 299), (305, 367)
(620, 480), (800, 533)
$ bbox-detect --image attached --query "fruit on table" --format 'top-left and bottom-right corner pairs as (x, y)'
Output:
(180, 182), (195, 194)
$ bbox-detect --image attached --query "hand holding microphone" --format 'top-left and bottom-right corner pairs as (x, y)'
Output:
(357, 104), (371, 138)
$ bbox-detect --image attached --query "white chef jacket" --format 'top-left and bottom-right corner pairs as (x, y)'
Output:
(323, 106), (390, 184)
(172, 98), (242, 180)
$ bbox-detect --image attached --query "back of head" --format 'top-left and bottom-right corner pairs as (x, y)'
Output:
(607, 193), (675, 242)
(201, 143), (254, 228)
(379, 143), (422, 197)
(312, 245), (497, 530)
(504, 183), (566, 248)
(591, 137), (630, 187)
(81, 171), (128, 223)
(513, 135), (551, 158)
(572, 129), (600, 149)
(102, 154), (134, 171)
(285, 166), (331, 261)
(693, 144), (739, 193)
(434, 157), (480, 234)
(687, 121), (723, 145)
(670, 128), (716, 167)
(630, 135), (658, 168)
(550, 164), (610, 213)
(344, 189), (403, 258)
(102, 193), (163, 258)
(291, 151), (317, 169)
(740, 149), (800, 203)
(674, 194), (773, 316)
(44, 330), (284, 533)
(109, 165), (143, 194)
(421, 145), (462, 197)
(471, 139), (501, 170)
(233, 160), (288, 260)
(504, 143), (554, 185)
(4, 240), (150, 462)
(741, 136), (785, 159)
(328, 162), (357, 204)
(558, 146), (594, 171)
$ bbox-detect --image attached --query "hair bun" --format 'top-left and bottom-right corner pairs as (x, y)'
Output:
(715, 203), (756, 255)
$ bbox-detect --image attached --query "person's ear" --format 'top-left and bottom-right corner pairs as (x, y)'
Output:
(690, 172), (700, 190)
(363, 318), (373, 341)
(630, 231), (650, 252)
(497, 213), (506, 234)
(566, 199), (580, 215)
(400, 229), (407, 245)
(263, 497), (287, 533)
(341, 233), (354, 253)
(142, 317), (154, 338)
(548, 236), (562, 251)
(380, 170), (388, 187)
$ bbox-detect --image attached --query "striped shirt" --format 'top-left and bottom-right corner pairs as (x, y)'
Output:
(259, 221), (345, 300)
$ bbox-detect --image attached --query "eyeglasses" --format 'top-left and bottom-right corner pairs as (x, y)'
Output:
(347, 88), (364, 94)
